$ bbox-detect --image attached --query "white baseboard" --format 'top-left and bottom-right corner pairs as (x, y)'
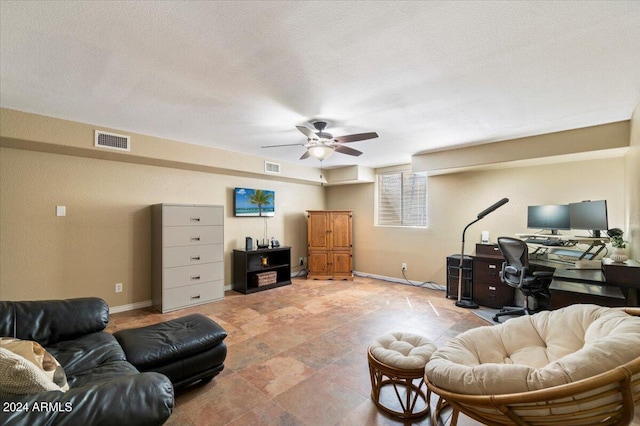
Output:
(353, 271), (445, 291)
(111, 272), (443, 314)
(109, 300), (152, 314)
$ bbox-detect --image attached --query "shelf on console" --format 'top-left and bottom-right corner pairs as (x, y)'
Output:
(232, 246), (292, 294)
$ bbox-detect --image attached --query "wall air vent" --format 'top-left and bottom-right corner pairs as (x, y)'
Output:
(94, 130), (131, 152)
(264, 161), (281, 174)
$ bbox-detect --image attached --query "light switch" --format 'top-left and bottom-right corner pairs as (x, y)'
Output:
(56, 206), (66, 217)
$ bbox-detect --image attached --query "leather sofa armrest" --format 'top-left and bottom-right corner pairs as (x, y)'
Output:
(0, 372), (174, 426)
(0, 298), (109, 346)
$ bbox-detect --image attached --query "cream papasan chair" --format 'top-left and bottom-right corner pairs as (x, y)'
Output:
(425, 304), (640, 425)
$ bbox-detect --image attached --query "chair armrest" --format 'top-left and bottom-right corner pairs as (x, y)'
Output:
(0, 298), (108, 346)
(0, 372), (174, 426)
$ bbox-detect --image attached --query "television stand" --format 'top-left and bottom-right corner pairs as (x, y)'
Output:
(232, 247), (291, 294)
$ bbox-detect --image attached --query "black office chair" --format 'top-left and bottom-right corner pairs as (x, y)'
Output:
(492, 237), (553, 323)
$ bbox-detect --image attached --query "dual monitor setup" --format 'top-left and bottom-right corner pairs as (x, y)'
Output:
(527, 200), (609, 237)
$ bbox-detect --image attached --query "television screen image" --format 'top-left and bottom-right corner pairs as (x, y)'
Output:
(527, 204), (570, 234)
(234, 188), (275, 217)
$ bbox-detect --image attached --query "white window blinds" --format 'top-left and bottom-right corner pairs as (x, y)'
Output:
(377, 171), (427, 227)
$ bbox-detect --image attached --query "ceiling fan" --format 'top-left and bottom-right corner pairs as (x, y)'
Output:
(262, 121), (378, 161)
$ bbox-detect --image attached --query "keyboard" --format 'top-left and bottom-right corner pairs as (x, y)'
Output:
(525, 238), (564, 246)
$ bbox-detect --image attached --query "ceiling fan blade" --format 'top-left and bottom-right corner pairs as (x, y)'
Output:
(299, 150), (311, 160)
(261, 143), (305, 148)
(334, 145), (363, 156)
(333, 132), (379, 143)
(296, 126), (317, 139)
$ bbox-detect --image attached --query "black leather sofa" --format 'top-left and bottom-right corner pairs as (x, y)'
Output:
(0, 298), (174, 426)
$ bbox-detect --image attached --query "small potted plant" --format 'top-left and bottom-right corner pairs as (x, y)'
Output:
(607, 228), (629, 262)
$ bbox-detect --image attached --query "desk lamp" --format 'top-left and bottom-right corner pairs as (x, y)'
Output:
(456, 198), (510, 309)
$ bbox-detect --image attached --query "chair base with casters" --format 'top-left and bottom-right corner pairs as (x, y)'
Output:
(492, 271), (551, 322)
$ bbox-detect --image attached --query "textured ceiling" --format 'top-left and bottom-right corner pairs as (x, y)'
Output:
(1, 1), (639, 169)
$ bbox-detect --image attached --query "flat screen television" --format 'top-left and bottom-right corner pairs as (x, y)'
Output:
(527, 204), (570, 234)
(234, 188), (275, 217)
(569, 200), (608, 237)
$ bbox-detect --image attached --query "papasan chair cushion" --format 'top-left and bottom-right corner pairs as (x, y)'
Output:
(425, 304), (640, 395)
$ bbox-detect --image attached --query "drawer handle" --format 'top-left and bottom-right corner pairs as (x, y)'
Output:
(191, 236), (201, 242)
(190, 217), (201, 222)
(190, 256), (201, 261)
(190, 275), (201, 281)
(488, 264), (497, 269)
(489, 286), (496, 291)
(190, 294), (201, 300)
(493, 247), (499, 251)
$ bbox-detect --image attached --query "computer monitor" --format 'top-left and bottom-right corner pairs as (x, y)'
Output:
(527, 204), (570, 235)
(569, 200), (608, 237)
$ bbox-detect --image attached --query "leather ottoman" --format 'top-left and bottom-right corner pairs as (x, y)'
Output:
(114, 314), (227, 388)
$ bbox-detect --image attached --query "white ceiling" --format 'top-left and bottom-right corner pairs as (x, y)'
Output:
(1, 1), (639, 169)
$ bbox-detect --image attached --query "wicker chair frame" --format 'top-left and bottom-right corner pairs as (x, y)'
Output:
(367, 346), (430, 419)
(426, 355), (640, 426)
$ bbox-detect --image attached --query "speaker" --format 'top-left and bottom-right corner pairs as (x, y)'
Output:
(245, 237), (253, 251)
(481, 231), (490, 244)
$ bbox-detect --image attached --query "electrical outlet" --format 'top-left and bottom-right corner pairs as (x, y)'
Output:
(402, 263), (407, 271)
(299, 257), (304, 266)
(115, 283), (123, 293)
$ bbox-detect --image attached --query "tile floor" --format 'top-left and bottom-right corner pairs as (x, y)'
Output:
(107, 276), (640, 426)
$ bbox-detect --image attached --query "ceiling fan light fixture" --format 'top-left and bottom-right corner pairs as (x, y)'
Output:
(308, 144), (335, 160)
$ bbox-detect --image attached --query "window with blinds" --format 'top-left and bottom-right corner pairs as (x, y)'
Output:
(376, 171), (427, 227)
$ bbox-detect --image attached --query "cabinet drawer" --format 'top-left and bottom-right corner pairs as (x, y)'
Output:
(163, 205), (223, 226)
(163, 280), (224, 311)
(473, 259), (503, 282)
(475, 244), (503, 258)
(163, 263), (223, 289)
(163, 226), (222, 247)
(163, 244), (223, 268)
(473, 281), (514, 309)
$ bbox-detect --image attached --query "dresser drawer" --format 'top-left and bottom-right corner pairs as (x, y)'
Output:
(162, 281), (224, 311)
(163, 262), (223, 289)
(163, 226), (223, 247)
(473, 259), (503, 283)
(163, 244), (223, 268)
(163, 205), (223, 227)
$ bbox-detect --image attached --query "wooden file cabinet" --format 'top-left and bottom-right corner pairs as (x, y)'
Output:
(152, 204), (224, 313)
(473, 244), (514, 309)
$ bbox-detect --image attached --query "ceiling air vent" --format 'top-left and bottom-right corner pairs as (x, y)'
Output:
(264, 161), (281, 174)
(95, 130), (130, 152)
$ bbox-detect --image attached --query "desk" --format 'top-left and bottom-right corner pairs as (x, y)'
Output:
(602, 258), (640, 305)
(530, 258), (631, 309)
(467, 243), (638, 309)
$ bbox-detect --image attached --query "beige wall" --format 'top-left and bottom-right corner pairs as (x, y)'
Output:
(0, 147), (324, 305)
(327, 158), (626, 286)
(1, 106), (636, 308)
(627, 103), (640, 260)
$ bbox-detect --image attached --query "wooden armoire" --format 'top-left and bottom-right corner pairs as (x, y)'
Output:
(306, 210), (353, 280)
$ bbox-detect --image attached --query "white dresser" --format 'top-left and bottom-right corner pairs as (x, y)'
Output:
(151, 204), (224, 313)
